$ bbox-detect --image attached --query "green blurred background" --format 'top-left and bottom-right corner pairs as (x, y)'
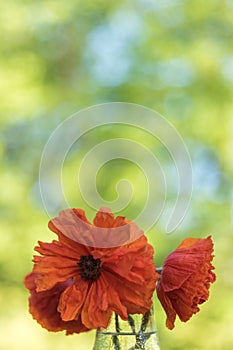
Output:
(1, 0), (233, 349)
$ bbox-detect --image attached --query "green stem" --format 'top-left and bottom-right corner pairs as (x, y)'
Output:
(115, 314), (120, 333)
(137, 310), (151, 349)
(112, 314), (121, 350)
(140, 310), (150, 332)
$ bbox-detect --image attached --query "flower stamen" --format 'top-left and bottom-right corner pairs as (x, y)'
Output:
(78, 254), (102, 281)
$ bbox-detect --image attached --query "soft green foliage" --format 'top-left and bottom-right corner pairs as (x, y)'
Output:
(0, 0), (233, 349)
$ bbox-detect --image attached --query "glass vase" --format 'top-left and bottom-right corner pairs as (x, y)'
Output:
(93, 306), (160, 350)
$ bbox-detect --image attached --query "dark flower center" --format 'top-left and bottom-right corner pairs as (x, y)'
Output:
(78, 254), (102, 281)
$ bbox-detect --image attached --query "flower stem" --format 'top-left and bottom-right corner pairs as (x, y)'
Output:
(140, 310), (150, 332)
(128, 314), (136, 333)
(127, 311), (152, 350)
(112, 314), (121, 350)
(115, 314), (120, 333)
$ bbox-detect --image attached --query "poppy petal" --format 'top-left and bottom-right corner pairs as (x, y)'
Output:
(58, 280), (89, 321)
(24, 273), (90, 334)
(156, 282), (176, 330)
(81, 278), (112, 329)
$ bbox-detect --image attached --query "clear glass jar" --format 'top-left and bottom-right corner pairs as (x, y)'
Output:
(93, 306), (160, 350)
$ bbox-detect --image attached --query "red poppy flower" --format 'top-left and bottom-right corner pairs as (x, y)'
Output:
(24, 207), (159, 334)
(156, 236), (216, 330)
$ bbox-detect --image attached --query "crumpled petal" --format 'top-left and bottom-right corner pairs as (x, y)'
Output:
(58, 280), (89, 321)
(81, 276), (112, 328)
(24, 273), (90, 335)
